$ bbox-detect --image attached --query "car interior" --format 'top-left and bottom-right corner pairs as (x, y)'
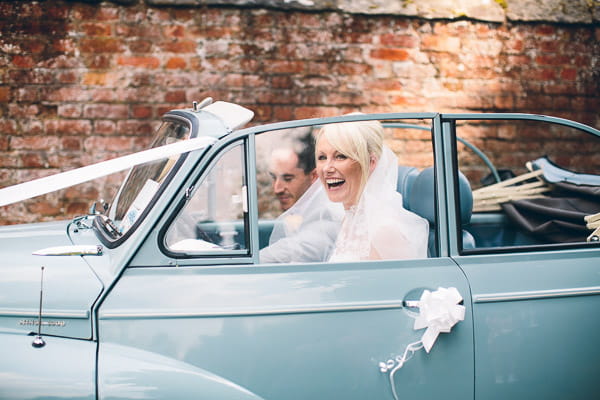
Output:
(164, 117), (600, 259)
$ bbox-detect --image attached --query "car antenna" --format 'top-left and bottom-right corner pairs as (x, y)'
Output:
(32, 266), (46, 348)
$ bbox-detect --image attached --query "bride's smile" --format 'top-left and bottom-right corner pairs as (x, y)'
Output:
(316, 136), (362, 209)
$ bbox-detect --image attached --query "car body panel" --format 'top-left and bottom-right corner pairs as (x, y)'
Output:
(98, 259), (474, 399)
(456, 250), (600, 399)
(0, 333), (96, 400)
(0, 221), (103, 339)
(0, 103), (598, 399)
(98, 342), (264, 400)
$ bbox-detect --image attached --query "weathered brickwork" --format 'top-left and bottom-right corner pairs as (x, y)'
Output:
(0, 1), (598, 224)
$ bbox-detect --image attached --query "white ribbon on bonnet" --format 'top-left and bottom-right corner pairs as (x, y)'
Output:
(379, 287), (465, 400)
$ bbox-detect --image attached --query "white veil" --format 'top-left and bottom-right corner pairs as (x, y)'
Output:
(330, 146), (429, 261)
(259, 181), (344, 263)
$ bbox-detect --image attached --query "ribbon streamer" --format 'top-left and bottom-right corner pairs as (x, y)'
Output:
(379, 287), (465, 400)
(0, 100), (255, 207)
(0, 136), (216, 207)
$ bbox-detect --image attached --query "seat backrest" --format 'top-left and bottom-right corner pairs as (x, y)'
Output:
(397, 166), (475, 256)
(396, 166), (420, 209)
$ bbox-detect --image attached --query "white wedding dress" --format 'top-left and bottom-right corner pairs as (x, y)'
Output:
(260, 181), (344, 263)
(329, 146), (429, 262)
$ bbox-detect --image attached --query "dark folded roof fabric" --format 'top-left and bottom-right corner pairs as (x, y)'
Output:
(502, 160), (600, 243)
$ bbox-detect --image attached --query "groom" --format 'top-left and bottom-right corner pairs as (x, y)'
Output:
(260, 131), (342, 263)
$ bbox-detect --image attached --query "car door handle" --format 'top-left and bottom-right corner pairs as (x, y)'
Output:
(402, 300), (420, 309)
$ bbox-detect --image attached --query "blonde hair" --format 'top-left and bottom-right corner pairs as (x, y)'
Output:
(315, 117), (384, 194)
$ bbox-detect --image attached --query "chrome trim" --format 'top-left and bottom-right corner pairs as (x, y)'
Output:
(19, 319), (66, 327)
(0, 308), (89, 319)
(473, 286), (600, 303)
(100, 301), (404, 319)
(32, 244), (103, 256)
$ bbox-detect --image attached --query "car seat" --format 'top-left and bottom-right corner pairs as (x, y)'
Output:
(397, 166), (475, 256)
(396, 165), (420, 209)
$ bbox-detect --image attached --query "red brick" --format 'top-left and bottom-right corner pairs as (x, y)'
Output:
(128, 40), (153, 53)
(47, 87), (91, 102)
(52, 39), (77, 54)
(161, 40), (197, 53)
(83, 72), (116, 86)
(117, 56), (160, 69)
(335, 63), (372, 75)
(116, 120), (155, 136)
(80, 37), (123, 53)
(61, 137), (82, 151)
(65, 202), (89, 215)
(84, 136), (138, 152)
(90, 88), (117, 102)
(165, 57), (187, 69)
(45, 120), (92, 135)
(243, 75), (268, 88)
(94, 120), (117, 135)
(379, 34), (418, 48)
(165, 25), (186, 38)
(164, 90), (186, 103)
(560, 68), (577, 81)
(535, 54), (571, 66)
(493, 95), (515, 110)
(0, 119), (17, 135)
(27, 200), (62, 217)
(535, 25), (556, 36)
(20, 39), (46, 54)
(11, 136), (59, 150)
(58, 104), (82, 118)
(83, 104), (128, 119)
(390, 95), (427, 107)
(370, 48), (409, 61)
(21, 120), (44, 135)
(20, 152), (46, 168)
(0, 87), (11, 102)
(263, 60), (305, 74)
(294, 106), (340, 119)
(421, 35), (461, 52)
(132, 105), (153, 119)
(539, 40), (560, 53)
(12, 55), (35, 68)
(82, 22), (112, 36)
(83, 55), (112, 69)
(365, 79), (403, 91)
(73, 4), (119, 21)
(272, 106), (294, 121)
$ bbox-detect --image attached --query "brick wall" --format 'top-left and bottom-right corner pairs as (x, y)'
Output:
(0, 1), (598, 224)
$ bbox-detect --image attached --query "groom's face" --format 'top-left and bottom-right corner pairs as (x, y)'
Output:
(269, 149), (315, 211)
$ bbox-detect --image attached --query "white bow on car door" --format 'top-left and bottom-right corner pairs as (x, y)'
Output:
(379, 287), (465, 400)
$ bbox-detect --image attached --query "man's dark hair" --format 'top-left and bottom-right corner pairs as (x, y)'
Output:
(295, 130), (316, 174)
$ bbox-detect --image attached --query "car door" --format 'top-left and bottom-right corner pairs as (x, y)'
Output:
(446, 114), (600, 400)
(97, 114), (475, 400)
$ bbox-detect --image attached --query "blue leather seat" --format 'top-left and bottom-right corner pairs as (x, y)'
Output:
(396, 166), (420, 209)
(397, 166), (475, 256)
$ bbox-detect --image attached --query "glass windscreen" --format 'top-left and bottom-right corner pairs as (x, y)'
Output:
(104, 120), (191, 237)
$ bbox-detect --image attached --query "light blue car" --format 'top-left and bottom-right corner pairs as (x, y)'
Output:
(1, 100), (599, 400)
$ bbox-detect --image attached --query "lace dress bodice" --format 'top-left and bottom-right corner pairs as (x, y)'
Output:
(329, 206), (370, 262)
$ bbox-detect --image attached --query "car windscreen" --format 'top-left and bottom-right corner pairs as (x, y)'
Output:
(103, 120), (191, 238)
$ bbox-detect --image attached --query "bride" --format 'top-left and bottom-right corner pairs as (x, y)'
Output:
(315, 117), (429, 261)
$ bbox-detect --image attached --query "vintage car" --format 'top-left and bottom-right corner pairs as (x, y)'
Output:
(0, 100), (599, 400)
